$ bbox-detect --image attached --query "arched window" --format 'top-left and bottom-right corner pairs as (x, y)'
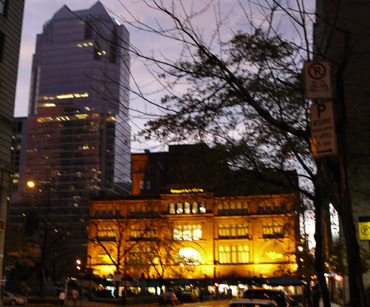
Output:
(192, 202), (198, 214)
(184, 202), (191, 214)
(169, 203), (175, 214)
(176, 202), (183, 214)
(176, 248), (201, 265)
(199, 202), (206, 213)
(230, 202), (236, 210)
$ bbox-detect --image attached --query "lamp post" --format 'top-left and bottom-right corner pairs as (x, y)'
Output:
(26, 180), (51, 297)
(87, 255), (92, 300)
(75, 259), (83, 307)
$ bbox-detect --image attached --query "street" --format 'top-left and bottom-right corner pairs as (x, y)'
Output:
(26, 297), (346, 307)
(27, 299), (232, 307)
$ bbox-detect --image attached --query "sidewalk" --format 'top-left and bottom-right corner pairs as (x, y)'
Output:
(33, 299), (157, 307)
(30, 298), (234, 306)
(63, 300), (344, 307)
(319, 301), (345, 307)
(36, 298), (231, 306)
(28, 297), (347, 307)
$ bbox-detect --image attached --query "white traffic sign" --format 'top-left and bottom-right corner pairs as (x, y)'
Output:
(310, 101), (337, 158)
(304, 62), (332, 99)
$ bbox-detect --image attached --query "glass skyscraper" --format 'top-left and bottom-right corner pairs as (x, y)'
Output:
(11, 2), (131, 253)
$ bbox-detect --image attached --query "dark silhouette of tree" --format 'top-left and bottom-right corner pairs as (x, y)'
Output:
(89, 206), (183, 294)
(80, 1), (368, 306)
(128, 219), (184, 285)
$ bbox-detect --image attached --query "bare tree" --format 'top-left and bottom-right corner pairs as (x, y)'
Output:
(128, 218), (184, 285)
(82, 1), (367, 306)
(89, 209), (183, 291)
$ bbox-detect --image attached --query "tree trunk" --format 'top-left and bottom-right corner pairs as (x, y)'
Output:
(313, 188), (331, 307)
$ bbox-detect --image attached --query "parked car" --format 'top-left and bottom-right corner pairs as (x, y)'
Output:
(3, 291), (28, 305)
(158, 292), (179, 305)
(230, 299), (278, 306)
(181, 292), (198, 302)
(243, 289), (297, 307)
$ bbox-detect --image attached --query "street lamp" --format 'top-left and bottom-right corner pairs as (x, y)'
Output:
(27, 181), (35, 189)
(87, 255), (92, 299)
(25, 179), (52, 297)
(76, 259), (81, 271)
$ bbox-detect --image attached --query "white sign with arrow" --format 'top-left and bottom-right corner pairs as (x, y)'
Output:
(310, 101), (337, 158)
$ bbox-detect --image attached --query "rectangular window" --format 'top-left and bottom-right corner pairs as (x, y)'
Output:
(0, 0), (7, 16)
(110, 27), (118, 63)
(219, 245), (249, 264)
(0, 32), (4, 62)
(262, 223), (284, 238)
(93, 42), (101, 60)
(218, 223), (249, 239)
(130, 225), (157, 240)
(173, 224), (202, 241)
(84, 21), (92, 39)
(97, 226), (117, 240)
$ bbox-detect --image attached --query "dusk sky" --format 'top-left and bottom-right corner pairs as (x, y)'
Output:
(15, 1), (240, 112)
(14, 0), (314, 152)
(14, 0), (244, 151)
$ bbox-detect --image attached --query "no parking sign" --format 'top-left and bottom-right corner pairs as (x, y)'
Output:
(304, 62), (332, 99)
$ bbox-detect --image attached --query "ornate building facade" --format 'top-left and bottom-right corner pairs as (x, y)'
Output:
(88, 189), (300, 283)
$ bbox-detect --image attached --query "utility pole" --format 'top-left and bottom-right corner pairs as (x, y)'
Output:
(334, 31), (367, 307)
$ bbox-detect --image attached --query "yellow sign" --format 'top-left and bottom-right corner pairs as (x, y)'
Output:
(266, 251), (283, 260)
(359, 222), (370, 240)
(170, 188), (204, 194)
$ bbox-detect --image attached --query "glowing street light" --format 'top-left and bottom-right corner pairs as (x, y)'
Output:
(76, 259), (81, 270)
(27, 181), (35, 189)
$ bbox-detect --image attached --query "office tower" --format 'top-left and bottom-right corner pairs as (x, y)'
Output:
(10, 117), (28, 198)
(0, 0), (25, 299)
(11, 2), (131, 253)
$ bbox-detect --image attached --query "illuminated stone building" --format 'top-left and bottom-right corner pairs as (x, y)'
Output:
(10, 2), (131, 253)
(89, 191), (299, 281)
(88, 145), (301, 285)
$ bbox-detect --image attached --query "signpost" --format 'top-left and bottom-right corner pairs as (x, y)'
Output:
(304, 61), (332, 99)
(310, 101), (337, 158)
